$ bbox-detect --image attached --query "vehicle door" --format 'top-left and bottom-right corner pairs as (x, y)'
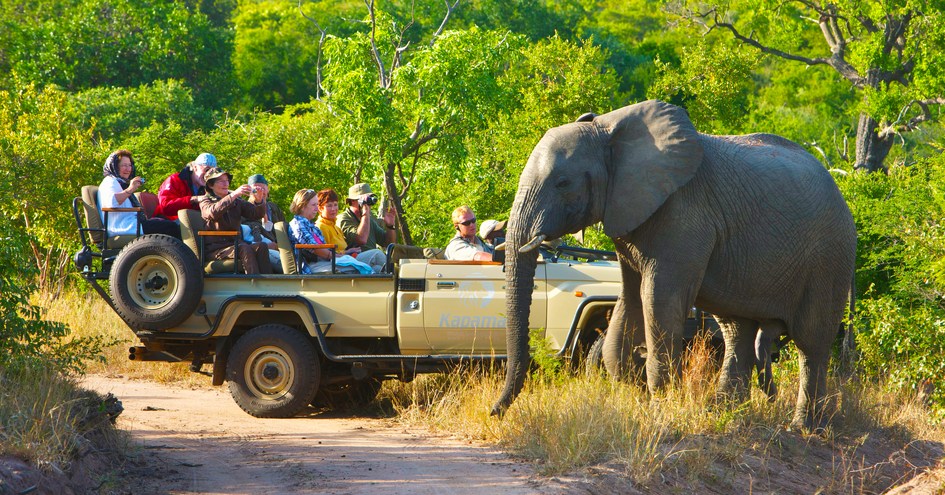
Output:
(422, 261), (547, 354)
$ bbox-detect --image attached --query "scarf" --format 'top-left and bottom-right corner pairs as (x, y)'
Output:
(103, 151), (145, 218)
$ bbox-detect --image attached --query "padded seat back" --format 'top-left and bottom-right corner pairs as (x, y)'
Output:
(135, 191), (159, 219)
(273, 221), (299, 275)
(179, 209), (237, 274)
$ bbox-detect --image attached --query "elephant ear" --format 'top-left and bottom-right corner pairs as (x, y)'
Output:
(597, 100), (703, 237)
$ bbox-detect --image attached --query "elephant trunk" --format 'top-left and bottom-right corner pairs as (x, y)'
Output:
(491, 208), (541, 417)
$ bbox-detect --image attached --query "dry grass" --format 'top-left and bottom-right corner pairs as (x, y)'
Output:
(37, 289), (205, 386)
(46, 287), (945, 491)
(383, 334), (945, 491)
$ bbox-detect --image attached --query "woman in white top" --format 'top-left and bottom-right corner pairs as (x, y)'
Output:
(97, 149), (180, 239)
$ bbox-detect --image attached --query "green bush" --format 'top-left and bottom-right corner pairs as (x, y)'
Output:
(0, 218), (111, 375)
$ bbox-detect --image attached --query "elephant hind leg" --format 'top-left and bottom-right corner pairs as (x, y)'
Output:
(755, 320), (786, 401)
(716, 316), (759, 403)
(792, 346), (833, 431)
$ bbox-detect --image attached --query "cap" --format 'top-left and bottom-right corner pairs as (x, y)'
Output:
(204, 167), (231, 183)
(347, 183), (373, 200)
(479, 219), (506, 239)
(194, 152), (217, 167)
(248, 174), (268, 186)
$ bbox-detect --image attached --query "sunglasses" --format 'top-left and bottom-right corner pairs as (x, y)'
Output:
(458, 217), (476, 226)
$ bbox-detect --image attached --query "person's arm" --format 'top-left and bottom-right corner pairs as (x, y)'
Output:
(353, 204), (372, 246)
(380, 208), (397, 245)
(290, 220), (333, 261)
(110, 177), (142, 205)
(444, 237), (492, 261)
(157, 177), (195, 216)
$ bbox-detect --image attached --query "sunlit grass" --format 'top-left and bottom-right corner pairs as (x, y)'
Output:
(0, 366), (125, 469)
(382, 334), (945, 489)
(47, 286), (945, 490)
(37, 289), (205, 386)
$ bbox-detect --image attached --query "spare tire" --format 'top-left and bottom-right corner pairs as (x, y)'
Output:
(109, 235), (203, 330)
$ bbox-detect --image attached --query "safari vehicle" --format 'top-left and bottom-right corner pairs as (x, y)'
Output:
(73, 188), (716, 418)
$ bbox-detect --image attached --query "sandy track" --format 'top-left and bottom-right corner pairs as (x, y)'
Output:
(83, 375), (562, 495)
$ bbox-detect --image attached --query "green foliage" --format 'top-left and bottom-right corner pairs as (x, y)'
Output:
(0, 218), (111, 375)
(529, 327), (566, 383)
(0, 83), (107, 251)
(648, 41), (758, 133)
(65, 79), (212, 142)
(836, 156), (945, 410)
(0, 0), (235, 108)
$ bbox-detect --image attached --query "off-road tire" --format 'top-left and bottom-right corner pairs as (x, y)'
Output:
(109, 235), (203, 330)
(584, 333), (606, 374)
(311, 378), (382, 410)
(227, 324), (320, 418)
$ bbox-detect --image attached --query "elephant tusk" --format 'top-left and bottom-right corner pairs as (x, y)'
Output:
(494, 241), (506, 252)
(518, 234), (546, 253)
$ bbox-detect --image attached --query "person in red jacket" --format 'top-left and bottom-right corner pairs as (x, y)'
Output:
(155, 152), (215, 221)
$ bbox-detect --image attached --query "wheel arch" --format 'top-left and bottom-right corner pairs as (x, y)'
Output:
(561, 297), (616, 362)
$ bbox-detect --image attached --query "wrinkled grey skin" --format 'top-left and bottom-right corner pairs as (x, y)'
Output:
(492, 100), (856, 430)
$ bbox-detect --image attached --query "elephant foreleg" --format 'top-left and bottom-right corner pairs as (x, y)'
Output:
(717, 316), (759, 402)
(603, 256), (645, 380)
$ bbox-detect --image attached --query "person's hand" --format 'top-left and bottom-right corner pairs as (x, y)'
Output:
(252, 184), (269, 203)
(382, 207), (395, 227)
(231, 184), (252, 197)
(129, 176), (144, 192)
(345, 247), (361, 255)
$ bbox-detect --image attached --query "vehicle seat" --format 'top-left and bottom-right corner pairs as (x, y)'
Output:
(179, 209), (239, 274)
(273, 221), (336, 274)
(76, 185), (141, 251)
(273, 221), (299, 275)
(135, 191), (159, 219)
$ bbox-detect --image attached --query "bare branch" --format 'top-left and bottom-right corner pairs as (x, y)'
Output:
(878, 98), (945, 138)
(805, 141), (831, 167)
(298, 0), (328, 100)
(430, 0), (460, 47)
(364, 0), (388, 88)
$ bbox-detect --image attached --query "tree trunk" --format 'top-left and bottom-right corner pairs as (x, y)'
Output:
(853, 113), (895, 173)
(382, 164), (411, 245)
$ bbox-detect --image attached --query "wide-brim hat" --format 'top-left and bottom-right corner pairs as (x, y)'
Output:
(479, 219), (507, 239)
(347, 182), (372, 200)
(204, 167), (231, 183)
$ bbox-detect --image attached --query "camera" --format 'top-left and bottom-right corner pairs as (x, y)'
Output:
(251, 186), (258, 194)
(359, 194), (378, 206)
(139, 177), (146, 185)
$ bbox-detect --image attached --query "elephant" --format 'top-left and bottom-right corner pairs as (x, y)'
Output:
(491, 100), (856, 430)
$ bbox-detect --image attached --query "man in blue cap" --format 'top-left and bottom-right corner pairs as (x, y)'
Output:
(155, 152), (216, 221)
(243, 173), (286, 272)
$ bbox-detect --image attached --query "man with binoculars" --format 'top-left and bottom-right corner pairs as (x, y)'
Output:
(338, 182), (397, 255)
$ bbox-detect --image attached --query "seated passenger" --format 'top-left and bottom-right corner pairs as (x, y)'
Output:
(155, 152), (214, 222)
(444, 206), (493, 261)
(198, 168), (272, 274)
(338, 183), (396, 260)
(288, 189), (373, 274)
(97, 149), (180, 239)
(243, 173), (285, 273)
(314, 188), (386, 273)
(479, 219), (507, 249)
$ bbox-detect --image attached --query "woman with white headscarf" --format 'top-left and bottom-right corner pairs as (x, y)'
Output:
(97, 149), (180, 239)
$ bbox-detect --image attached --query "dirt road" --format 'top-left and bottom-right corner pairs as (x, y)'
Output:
(83, 376), (565, 495)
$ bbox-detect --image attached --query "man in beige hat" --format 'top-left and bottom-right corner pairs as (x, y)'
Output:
(479, 218), (507, 249)
(338, 182), (397, 253)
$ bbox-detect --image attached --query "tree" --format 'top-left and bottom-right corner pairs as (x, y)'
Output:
(673, 1), (945, 172)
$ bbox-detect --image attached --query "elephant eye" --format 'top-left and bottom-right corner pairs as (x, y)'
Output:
(555, 177), (571, 189)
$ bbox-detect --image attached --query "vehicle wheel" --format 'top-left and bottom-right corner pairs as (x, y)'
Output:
(584, 332), (606, 374)
(109, 235), (203, 330)
(227, 324), (320, 418)
(311, 378), (382, 410)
